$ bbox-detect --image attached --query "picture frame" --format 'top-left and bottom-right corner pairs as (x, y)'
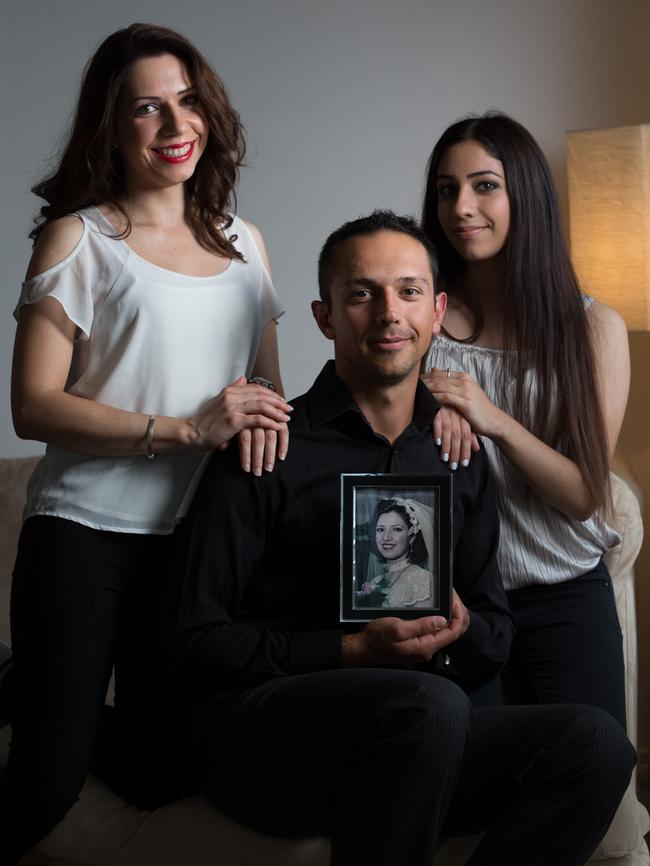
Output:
(340, 473), (452, 623)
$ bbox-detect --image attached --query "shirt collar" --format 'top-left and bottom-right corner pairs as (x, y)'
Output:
(306, 360), (439, 432)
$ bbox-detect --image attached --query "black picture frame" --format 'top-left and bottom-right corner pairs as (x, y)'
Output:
(340, 473), (452, 623)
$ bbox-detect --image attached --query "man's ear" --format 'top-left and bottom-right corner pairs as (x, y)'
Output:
(432, 291), (447, 336)
(311, 299), (335, 341)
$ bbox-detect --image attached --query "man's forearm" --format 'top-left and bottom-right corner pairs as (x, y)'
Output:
(341, 632), (367, 667)
(170, 622), (343, 691)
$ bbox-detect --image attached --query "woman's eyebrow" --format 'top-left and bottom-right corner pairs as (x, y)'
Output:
(467, 169), (503, 179)
(129, 86), (195, 104)
(436, 169), (503, 180)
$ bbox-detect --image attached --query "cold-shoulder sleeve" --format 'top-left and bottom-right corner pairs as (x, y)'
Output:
(232, 217), (284, 326)
(13, 213), (122, 340)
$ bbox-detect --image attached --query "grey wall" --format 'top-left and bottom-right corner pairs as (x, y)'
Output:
(2, 0), (648, 457)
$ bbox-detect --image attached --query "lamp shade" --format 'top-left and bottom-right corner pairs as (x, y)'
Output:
(566, 124), (650, 331)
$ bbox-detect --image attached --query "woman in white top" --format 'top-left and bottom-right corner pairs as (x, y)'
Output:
(1, 23), (290, 864)
(419, 113), (630, 727)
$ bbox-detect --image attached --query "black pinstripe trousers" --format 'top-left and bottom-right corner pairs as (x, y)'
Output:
(192, 669), (636, 866)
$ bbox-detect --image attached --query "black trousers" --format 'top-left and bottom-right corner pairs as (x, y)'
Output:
(504, 561), (627, 728)
(193, 669), (635, 866)
(0, 516), (173, 866)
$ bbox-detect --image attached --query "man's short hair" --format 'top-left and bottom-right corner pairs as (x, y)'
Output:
(317, 210), (439, 306)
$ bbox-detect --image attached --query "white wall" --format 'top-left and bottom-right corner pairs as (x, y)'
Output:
(1, 0), (649, 748)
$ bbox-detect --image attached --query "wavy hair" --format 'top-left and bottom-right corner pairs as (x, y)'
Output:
(421, 112), (609, 509)
(30, 23), (246, 261)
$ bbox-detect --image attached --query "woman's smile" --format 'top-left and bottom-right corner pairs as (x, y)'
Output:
(151, 141), (196, 163)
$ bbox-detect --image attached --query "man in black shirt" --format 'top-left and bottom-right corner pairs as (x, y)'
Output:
(163, 212), (633, 866)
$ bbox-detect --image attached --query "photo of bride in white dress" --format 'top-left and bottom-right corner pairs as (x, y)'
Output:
(355, 496), (437, 610)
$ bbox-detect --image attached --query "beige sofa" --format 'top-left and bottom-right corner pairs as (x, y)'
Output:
(0, 456), (647, 866)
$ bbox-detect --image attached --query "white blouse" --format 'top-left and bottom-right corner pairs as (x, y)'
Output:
(424, 328), (618, 591)
(14, 207), (283, 534)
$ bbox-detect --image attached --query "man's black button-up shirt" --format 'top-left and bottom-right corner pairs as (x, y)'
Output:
(165, 361), (513, 700)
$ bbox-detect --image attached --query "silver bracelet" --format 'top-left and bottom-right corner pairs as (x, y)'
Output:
(146, 415), (157, 460)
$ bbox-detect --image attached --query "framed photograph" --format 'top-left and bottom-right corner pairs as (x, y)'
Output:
(340, 474), (452, 623)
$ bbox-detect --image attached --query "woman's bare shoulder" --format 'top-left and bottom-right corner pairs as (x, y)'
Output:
(26, 216), (85, 280)
(586, 298), (626, 335)
(239, 218), (273, 275)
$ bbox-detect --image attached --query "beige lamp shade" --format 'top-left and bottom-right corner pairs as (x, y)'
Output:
(566, 124), (650, 331)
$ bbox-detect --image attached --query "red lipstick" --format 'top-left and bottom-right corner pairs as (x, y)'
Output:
(151, 141), (195, 164)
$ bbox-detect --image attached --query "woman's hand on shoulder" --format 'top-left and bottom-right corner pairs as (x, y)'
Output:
(421, 368), (506, 462)
(430, 404), (480, 470)
(189, 377), (292, 455)
(235, 418), (289, 475)
(236, 308), (289, 475)
(422, 368), (507, 438)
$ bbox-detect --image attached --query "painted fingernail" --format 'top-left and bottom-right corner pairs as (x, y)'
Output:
(254, 467), (262, 477)
(461, 459), (470, 467)
(264, 463), (273, 472)
(242, 464), (250, 473)
(435, 437), (442, 446)
(278, 454), (286, 461)
(450, 461), (458, 471)
(442, 452), (449, 462)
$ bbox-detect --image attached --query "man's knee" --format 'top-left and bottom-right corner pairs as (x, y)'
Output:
(367, 671), (473, 762)
(530, 703), (636, 815)
(567, 705), (636, 787)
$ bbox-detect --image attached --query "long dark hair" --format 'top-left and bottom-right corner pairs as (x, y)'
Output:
(422, 112), (609, 510)
(31, 23), (246, 261)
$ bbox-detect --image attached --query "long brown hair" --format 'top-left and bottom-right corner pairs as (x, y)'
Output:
(422, 112), (610, 510)
(31, 23), (246, 261)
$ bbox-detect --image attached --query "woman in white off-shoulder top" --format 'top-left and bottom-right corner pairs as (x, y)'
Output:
(419, 113), (630, 729)
(0, 23), (291, 865)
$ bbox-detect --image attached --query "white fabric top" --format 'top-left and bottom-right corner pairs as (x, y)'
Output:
(424, 320), (619, 591)
(14, 207), (283, 534)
